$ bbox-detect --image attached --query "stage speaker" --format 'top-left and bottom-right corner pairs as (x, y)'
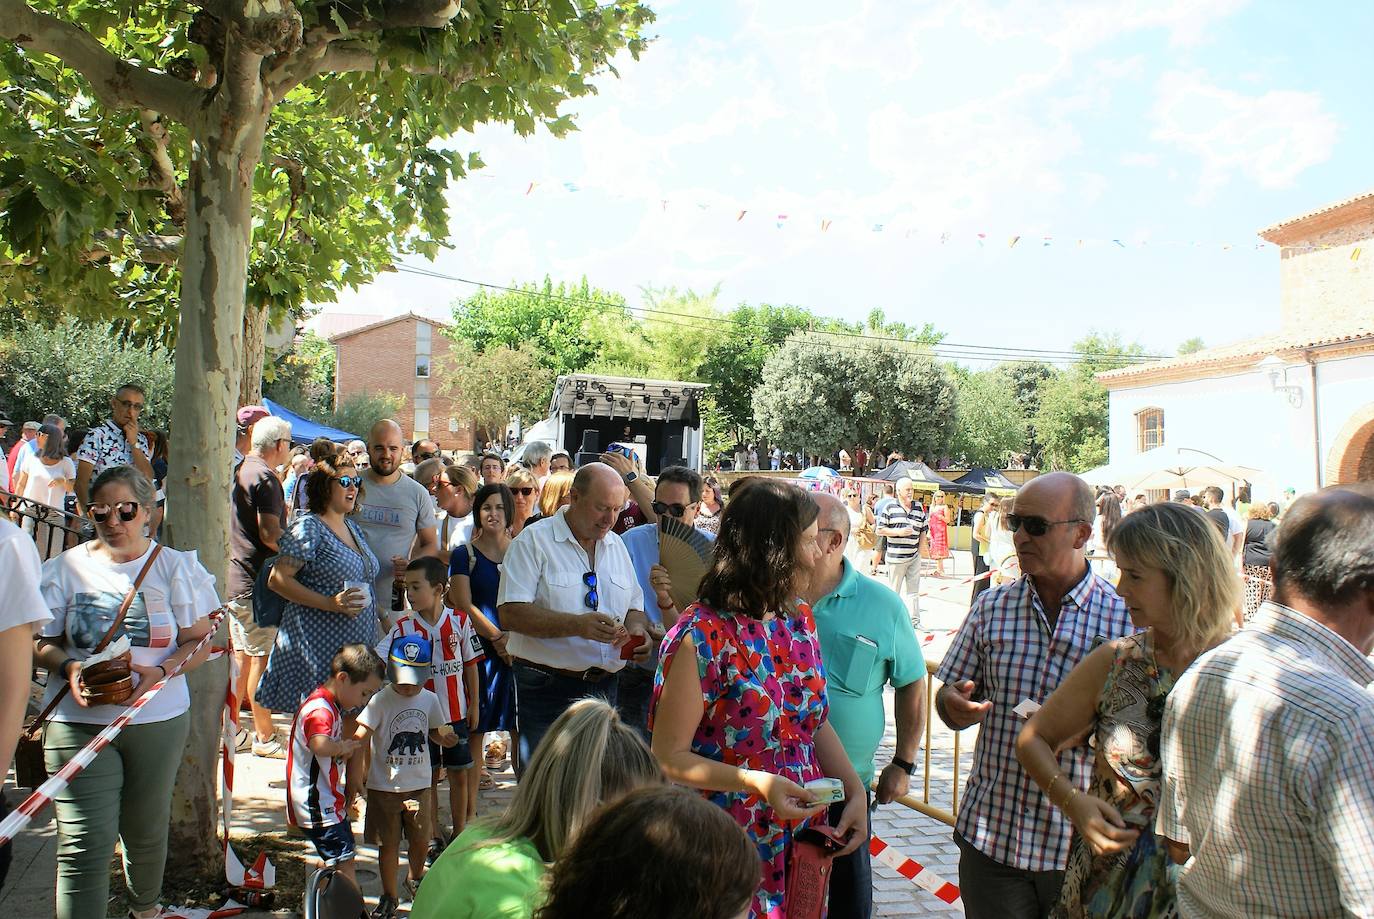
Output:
(579, 430), (600, 454)
(662, 433), (685, 469)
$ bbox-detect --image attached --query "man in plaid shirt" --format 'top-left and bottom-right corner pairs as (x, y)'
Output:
(1158, 484), (1374, 917)
(934, 472), (1134, 918)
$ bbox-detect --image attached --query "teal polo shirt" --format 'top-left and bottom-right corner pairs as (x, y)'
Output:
(812, 558), (926, 785)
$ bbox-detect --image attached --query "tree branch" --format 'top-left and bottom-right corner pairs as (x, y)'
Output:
(0, 0), (203, 123)
(266, 39), (475, 99)
(139, 110), (187, 226)
(86, 231), (183, 265)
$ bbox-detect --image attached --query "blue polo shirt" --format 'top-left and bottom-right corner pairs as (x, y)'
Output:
(812, 558), (926, 785)
(620, 522), (715, 669)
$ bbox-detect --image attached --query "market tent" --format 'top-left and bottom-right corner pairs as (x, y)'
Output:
(262, 398), (358, 444)
(866, 460), (982, 494)
(952, 468), (1020, 492)
(1080, 447), (1265, 494)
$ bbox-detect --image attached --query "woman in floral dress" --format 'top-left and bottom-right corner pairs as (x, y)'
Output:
(650, 479), (867, 919)
(1014, 504), (1239, 918)
(927, 491), (950, 576)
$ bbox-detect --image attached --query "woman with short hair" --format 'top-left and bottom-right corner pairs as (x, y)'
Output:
(504, 466), (539, 535)
(33, 465), (220, 919)
(257, 455), (380, 712)
(650, 479), (867, 918)
(411, 698), (662, 919)
(1015, 503), (1240, 917)
(1241, 502), (1277, 621)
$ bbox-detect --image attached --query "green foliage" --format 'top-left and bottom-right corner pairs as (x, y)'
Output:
(950, 370), (1028, 467)
(437, 341), (556, 443)
(0, 1), (655, 343)
(0, 317), (175, 430)
(263, 331), (336, 421)
(1030, 333), (1144, 472)
(991, 361), (1055, 463)
(752, 333), (957, 459)
(330, 391), (405, 441)
(1177, 337), (1206, 355)
(588, 286), (723, 381)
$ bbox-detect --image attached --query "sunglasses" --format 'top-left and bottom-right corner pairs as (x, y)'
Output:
(417, 451), (440, 461)
(1006, 514), (1084, 537)
(89, 501), (139, 523)
(651, 500), (691, 518)
(510, 487), (535, 497)
(583, 571), (599, 610)
(335, 475), (362, 489)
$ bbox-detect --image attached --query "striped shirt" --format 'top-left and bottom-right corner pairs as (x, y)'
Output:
(286, 686), (345, 829)
(378, 609), (484, 722)
(879, 501), (928, 562)
(1158, 602), (1374, 918)
(934, 568), (1134, 871)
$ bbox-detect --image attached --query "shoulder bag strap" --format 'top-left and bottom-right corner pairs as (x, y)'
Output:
(26, 542), (165, 728)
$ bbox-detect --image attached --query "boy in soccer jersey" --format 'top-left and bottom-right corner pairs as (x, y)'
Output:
(349, 635), (457, 918)
(376, 556), (482, 859)
(285, 644), (384, 884)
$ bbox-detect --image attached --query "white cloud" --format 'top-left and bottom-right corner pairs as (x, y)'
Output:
(1151, 71), (1340, 197)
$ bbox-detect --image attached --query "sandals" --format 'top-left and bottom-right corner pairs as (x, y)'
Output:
(484, 739), (507, 771)
(479, 772), (496, 791)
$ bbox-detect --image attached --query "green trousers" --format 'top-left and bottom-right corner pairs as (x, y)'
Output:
(43, 712), (190, 919)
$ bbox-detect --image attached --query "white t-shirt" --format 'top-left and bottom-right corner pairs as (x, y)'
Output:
(38, 541), (220, 725)
(357, 684), (446, 793)
(436, 511), (473, 554)
(0, 518), (52, 632)
(377, 609), (483, 722)
(19, 453), (75, 508)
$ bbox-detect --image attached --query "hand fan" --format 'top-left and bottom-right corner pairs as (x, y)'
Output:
(658, 514), (713, 612)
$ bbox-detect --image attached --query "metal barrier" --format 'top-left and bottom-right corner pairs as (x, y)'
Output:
(880, 659), (973, 828)
(1, 488), (92, 559)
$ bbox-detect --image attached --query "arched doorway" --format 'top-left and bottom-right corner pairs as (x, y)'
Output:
(1327, 404), (1374, 484)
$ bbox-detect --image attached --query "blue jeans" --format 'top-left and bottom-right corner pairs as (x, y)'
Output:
(513, 662), (618, 775)
(615, 666), (654, 745)
(827, 790), (873, 919)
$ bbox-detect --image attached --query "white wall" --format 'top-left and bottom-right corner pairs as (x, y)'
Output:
(1105, 354), (1374, 498)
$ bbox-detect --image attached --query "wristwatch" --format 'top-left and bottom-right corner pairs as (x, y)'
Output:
(623, 471), (639, 485)
(889, 757), (916, 776)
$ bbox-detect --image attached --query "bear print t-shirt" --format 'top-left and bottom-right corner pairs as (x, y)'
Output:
(357, 684), (446, 793)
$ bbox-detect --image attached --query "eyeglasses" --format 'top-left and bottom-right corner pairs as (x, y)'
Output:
(651, 500), (692, 518)
(89, 501), (139, 523)
(510, 487), (535, 497)
(334, 475), (362, 489)
(115, 399), (144, 411)
(583, 571), (599, 610)
(1006, 514), (1084, 537)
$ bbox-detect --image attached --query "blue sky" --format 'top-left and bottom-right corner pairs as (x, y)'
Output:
(321, 0), (1373, 365)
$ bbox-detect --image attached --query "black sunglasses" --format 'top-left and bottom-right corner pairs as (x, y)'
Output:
(511, 486), (535, 497)
(334, 475), (362, 489)
(89, 501), (139, 524)
(583, 571), (598, 610)
(417, 451), (440, 461)
(1006, 514), (1084, 537)
(651, 500), (691, 518)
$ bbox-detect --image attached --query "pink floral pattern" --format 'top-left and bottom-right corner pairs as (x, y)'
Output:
(650, 602), (830, 919)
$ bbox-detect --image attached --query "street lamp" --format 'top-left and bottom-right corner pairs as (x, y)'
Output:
(1256, 355), (1303, 408)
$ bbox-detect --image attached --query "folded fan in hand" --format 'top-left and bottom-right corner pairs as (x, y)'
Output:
(658, 515), (712, 612)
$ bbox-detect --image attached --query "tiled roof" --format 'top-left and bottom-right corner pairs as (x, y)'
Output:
(324, 311), (450, 342)
(307, 312), (384, 340)
(1098, 324), (1374, 386)
(1258, 189), (1374, 241)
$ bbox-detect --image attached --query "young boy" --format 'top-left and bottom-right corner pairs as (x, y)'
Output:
(286, 643), (384, 884)
(377, 556), (482, 859)
(350, 635), (457, 919)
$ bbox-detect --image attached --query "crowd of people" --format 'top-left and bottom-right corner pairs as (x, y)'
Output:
(2, 386), (1372, 919)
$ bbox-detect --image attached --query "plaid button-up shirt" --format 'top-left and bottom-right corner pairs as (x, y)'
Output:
(935, 567), (1133, 872)
(1158, 601), (1374, 918)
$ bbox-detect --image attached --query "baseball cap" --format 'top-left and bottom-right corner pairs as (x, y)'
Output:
(388, 634), (432, 686)
(236, 405), (270, 428)
(0, 416), (12, 427)
(23, 420), (41, 432)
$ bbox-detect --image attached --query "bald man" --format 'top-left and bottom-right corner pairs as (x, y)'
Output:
(808, 493), (926, 919)
(355, 420), (439, 626)
(933, 472), (1134, 919)
(497, 462), (651, 770)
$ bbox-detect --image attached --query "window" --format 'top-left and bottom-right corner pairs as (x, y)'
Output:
(416, 355), (431, 378)
(1136, 408), (1164, 453)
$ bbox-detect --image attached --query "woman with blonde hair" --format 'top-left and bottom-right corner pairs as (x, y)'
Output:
(1241, 502), (1277, 620)
(989, 495), (1017, 585)
(531, 470), (574, 523)
(504, 466), (539, 537)
(927, 490), (950, 577)
(1015, 503), (1240, 918)
(411, 698), (662, 919)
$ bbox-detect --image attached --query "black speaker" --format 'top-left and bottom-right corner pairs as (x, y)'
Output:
(574, 451), (603, 468)
(662, 433), (685, 469)
(579, 430), (600, 454)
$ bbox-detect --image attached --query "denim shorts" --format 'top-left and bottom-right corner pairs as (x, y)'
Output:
(428, 720), (473, 771)
(302, 821), (356, 865)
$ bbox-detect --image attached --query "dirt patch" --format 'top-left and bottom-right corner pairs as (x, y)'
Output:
(107, 833), (312, 916)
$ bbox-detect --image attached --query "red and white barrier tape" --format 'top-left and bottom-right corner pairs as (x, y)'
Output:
(0, 607), (228, 846)
(917, 568), (994, 598)
(870, 835), (962, 910)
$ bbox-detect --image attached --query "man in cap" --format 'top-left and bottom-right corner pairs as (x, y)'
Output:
(7, 420), (40, 484)
(233, 405), (271, 469)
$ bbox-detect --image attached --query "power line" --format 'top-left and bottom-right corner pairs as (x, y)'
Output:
(391, 263), (1167, 365)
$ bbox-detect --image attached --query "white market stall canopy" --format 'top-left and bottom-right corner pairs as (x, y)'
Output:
(549, 373), (708, 424)
(1083, 447), (1266, 493)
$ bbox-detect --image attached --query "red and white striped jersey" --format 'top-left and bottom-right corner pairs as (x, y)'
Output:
(286, 686), (345, 829)
(379, 608), (483, 722)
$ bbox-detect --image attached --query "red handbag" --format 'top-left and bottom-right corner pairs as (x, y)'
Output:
(785, 824), (849, 919)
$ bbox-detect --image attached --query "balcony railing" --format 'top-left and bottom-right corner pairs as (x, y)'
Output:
(2, 489), (93, 559)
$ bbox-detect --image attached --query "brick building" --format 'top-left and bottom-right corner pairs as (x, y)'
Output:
(329, 312), (475, 452)
(1099, 189), (1374, 494)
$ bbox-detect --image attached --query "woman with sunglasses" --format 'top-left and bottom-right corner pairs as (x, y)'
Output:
(505, 467), (539, 537)
(11, 422), (76, 559)
(257, 455), (381, 713)
(33, 465), (220, 919)
(1014, 504), (1239, 918)
(650, 479), (867, 919)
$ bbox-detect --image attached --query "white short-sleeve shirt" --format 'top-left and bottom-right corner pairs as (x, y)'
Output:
(0, 518), (52, 633)
(496, 507), (644, 672)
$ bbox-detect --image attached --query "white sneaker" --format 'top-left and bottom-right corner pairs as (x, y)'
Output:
(252, 735), (286, 759)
